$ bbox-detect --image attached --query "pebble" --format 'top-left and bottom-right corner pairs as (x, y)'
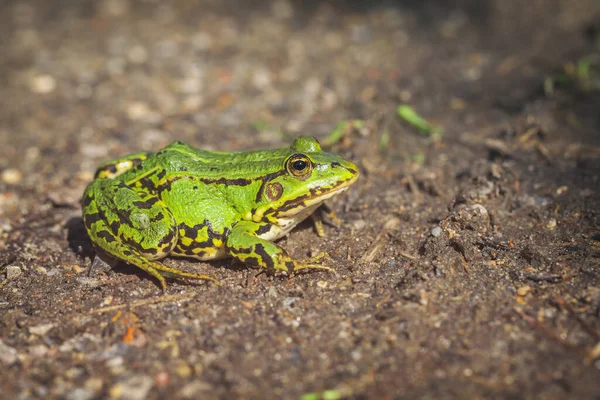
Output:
(317, 280), (329, 289)
(126, 102), (151, 121)
(0, 339), (18, 365)
(72, 265), (86, 274)
(28, 344), (49, 358)
(175, 362), (192, 378)
(29, 323), (56, 336)
(267, 286), (278, 298)
(546, 218), (557, 230)
(65, 367), (85, 379)
(109, 375), (153, 400)
(282, 297), (301, 309)
(6, 265), (22, 280)
(29, 74), (57, 94)
(106, 356), (124, 369)
(352, 219), (366, 230)
(80, 142), (109, 159)
(1, 168), (23, 184)
(178, 381), (213, 398)
(66, 388), (96, 400)
(431, 227), (442, 237)
(35, 266), (48, 275)
(154, 371), (170, 387)
(517, 285), (532, 297)
(127, 45), (148, 64)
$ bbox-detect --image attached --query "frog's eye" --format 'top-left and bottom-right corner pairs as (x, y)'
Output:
(286, 154), (312, 180)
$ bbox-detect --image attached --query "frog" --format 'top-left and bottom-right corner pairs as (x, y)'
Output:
(82, 136), (359, 290)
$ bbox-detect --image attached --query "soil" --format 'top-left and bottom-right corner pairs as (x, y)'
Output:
(1, 1), (600, 399)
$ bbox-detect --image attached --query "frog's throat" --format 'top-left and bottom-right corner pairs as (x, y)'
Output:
(252, 175), (357, 222)
(273, 185), (350, 219)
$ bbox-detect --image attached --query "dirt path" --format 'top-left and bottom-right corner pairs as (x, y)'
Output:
(1, 1), (599, 399)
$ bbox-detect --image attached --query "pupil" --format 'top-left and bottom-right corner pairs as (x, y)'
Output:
(292, 160), (307, 171)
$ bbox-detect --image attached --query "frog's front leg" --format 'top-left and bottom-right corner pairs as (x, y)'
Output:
(225, 220), (333, 274)
(83, 179), (217, 290)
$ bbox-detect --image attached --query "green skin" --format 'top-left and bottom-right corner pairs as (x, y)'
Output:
(82, 136), (359, 289)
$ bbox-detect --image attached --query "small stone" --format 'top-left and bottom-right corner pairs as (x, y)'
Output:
(106, 356), (124, 369)
(66, 367), (85, 379)
(29, 323), (56, 336)
(35, 266), (48, 275)
(28, 344), (49, 358)
(76, 277), (102, 288)
(110, 375), (153, 400)
(251, 68), (271, 90)
(0, 339), (18, 365)
(431, 227), (442, 237)
(154, 371), (170, 387)
(127, 45), (148, 64)
(85, 377), (104, 392)
(126, 102), (151, 121)
(1, 169), (23, 184)
(178, 381), (213, 398)
(266, 286), (278, 298)
(175, 362), (191, 378)
(282, 297), (301, 309)
(30, 74), (57, 94)
(352, 219), (366, 230)
(6, 266), (22, 280)
(72, 265), (86, 274)
(66, 388), (96, 400)
(546, 218), (557, 230)
(517, 285), (532, 297)
(316, 280), (328, 289)
(556, 186), (568, 195)
(80, 143), (109, 159)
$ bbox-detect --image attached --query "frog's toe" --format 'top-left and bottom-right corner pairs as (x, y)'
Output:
(292, 263), (336, 274)
(290, 253), (335, 274)
(305, 252), (329, 263)
(150, 262), (220, 286)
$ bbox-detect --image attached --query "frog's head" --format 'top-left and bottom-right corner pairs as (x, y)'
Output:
(255, 136), (359, 223)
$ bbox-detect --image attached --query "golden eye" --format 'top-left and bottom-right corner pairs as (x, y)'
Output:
(286, 154), (312, 180)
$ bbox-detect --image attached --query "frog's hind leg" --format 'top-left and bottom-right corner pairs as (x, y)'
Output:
(83, 179), (217, 290)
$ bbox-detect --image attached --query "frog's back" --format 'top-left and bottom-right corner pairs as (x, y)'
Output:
(162, 141), (292, 163)
(157, 140), (295, 179)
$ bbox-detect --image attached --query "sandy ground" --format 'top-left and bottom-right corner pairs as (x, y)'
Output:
(1, 0), (600, 399)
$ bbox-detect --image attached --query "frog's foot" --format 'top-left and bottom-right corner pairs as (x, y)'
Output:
(98, 246), (218, 291)
(311, 204), (343, 237)
(290, 252), (335, 273)
(226, 221), (334, 275)
(144, 259), (219, 290)
(310, 214), (326, 237)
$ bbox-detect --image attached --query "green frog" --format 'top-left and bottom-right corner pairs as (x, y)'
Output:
(82, 136), (359, 289)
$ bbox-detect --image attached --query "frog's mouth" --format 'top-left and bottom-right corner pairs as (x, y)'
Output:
(273, 174), (357, 219)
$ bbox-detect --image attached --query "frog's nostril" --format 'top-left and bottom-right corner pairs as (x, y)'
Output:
(331, 162), (340, 168)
